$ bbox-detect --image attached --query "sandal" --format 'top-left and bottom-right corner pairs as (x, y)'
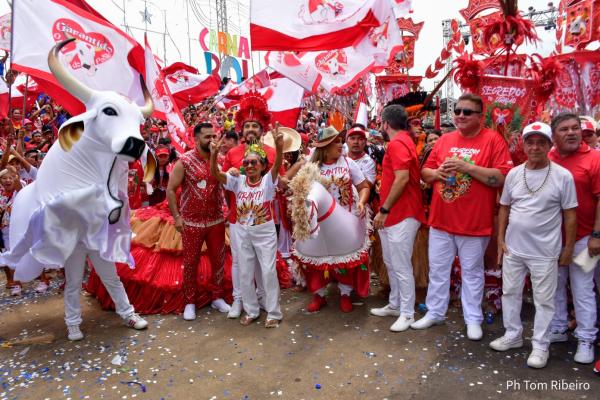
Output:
(265, 319), (280, 328)
(240, 315), (257, 326)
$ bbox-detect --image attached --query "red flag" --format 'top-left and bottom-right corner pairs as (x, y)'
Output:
(251, 0), (390, 51)
(162, 62), (220, 108)
(354, 92), (369, 127)
(263, 72), (305, 128)
(11, 0), (146, 116)
(144, 35), (190, 153)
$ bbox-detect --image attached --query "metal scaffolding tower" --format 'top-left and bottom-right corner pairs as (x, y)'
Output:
(216, 0), (228, 35)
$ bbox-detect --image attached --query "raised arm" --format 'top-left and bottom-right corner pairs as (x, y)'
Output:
(270, 123), (284, 183)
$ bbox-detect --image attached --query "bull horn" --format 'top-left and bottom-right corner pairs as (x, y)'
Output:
(143, 147), (157, 183)
(47, 38), (92, 103)
(139, 76), (154, 119)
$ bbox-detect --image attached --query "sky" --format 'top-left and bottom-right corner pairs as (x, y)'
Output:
(0, 0), (572, 95)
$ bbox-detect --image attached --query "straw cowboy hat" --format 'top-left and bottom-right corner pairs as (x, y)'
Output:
(262, 127), (302, 153)
(313, 126), (341, 148)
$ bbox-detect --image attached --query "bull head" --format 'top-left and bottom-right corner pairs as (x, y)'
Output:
(48, 39), (155, 181)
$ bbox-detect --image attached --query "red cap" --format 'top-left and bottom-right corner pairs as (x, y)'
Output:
(155, 147), (170, 156)
(150, 125), (160, 133)
(346, 126), (367, 138)
(581, 120), (596, 132)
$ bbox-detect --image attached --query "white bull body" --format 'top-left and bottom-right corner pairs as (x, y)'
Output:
(0, 39), (154, 282)
(289, 163), (371, 267)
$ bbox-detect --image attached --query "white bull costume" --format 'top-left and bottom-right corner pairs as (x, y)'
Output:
(289, 163), (372, 299)
(0, 39), (156, 335)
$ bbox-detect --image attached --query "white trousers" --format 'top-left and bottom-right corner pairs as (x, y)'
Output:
(551, 236), (598, 342)
(64, 244), (134, 326)
(230, 223), (265, 302)
(237, 222), (282, 320)
(425, 228), (489, 324)
(501, 252), (557, 351)
(379, 217), (420, 317)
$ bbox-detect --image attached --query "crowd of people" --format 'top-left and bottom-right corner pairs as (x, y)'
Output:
(1, 77), (600, 371)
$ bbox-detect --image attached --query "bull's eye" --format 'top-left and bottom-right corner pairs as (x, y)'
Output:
(103, 107), (118, 116)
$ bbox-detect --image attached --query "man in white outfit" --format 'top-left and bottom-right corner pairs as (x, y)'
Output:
(346, 124), (376, 187)
(489, 122), (577, 369)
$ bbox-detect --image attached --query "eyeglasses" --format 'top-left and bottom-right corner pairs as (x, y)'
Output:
(242, 159), (259, 167)
(454, 107), (482, 116)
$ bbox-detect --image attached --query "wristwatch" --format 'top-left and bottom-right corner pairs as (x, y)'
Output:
(380, 207), (390, 214)
(592, 231), (600, 239)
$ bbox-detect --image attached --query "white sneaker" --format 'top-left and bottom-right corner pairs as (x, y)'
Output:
(574, 340), (594, 364)
(467, 324), (483, 341)
(370, 304), (401, 317)
(183, 304), (196, 321)
(67, 325), (84, 341)
(211, 298), (231, 313)
(34, 281), (49, 293)
(489, 335), (523, 351)
(548, 329), (568, 343)
(10, 285), (21, 296)
(527, 349), (549, 369)
(390, 315), (414, 332)
(410, 315), (445, 330)
(227, 300), (242, 319)
(125, 313), (148, 330)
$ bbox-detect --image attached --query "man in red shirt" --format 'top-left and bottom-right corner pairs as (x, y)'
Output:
(411, 93), (513, 341)
(370, 104), (426, 332)
(548, 113), (600, 364)
(167, 122), (230, 321)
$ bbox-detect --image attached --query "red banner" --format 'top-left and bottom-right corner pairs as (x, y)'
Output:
(375, 75), (422, 105)
(478, 75), (539, 136)
(550, 50), (600, 113)
(564, 0), (599, 48)
(469, 11), (503, 55)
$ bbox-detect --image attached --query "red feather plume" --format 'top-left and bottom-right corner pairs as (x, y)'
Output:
(453, 53), (483, 93)
(527, 54), (563, 100)
(483, 14), (539, 48)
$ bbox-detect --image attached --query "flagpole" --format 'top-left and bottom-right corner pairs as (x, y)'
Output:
(7, 0), (15, 118)
(21, 74), (28, 126)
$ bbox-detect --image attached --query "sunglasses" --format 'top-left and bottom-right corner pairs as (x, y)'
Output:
(242, 159), (259, 167)
(454, 107), (482, 116)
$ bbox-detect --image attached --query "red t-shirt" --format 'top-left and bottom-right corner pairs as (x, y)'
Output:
(549, 143), (600, 241)
(222, 143), (283, 224)
(424, 128), (512, 236)
(380, 131), (425, 227)
(127, 161), (144, 210)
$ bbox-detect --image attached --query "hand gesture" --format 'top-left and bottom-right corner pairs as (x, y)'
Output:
(227, 167), (240, 177)
(273, 122), (284, 151)
(209, 136), (223, 155)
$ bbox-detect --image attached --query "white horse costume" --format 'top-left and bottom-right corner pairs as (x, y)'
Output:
(0, 39), (156, 283)
(289, 163), (371, 279)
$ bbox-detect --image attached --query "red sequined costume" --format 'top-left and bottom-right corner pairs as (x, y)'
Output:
(179, 149), (226, 304)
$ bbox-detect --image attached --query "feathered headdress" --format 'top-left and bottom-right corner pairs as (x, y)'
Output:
(527, 54), (562, 101)
(235, 91), (271, 130)
(483, 1), (539, 49)
(453, 53), (483, 93)
(385, 91), (436, 118)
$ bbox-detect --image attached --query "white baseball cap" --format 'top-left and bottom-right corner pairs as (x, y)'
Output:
(580, 116), (598, 132)
(522, 122), (552, 142)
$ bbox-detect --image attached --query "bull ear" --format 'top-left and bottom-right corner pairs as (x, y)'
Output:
(57, 109), (97, 151)
(142, 148), (157, 183)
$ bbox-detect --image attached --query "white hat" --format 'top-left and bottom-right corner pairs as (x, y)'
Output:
(579, 116), (598, 132)
(522, 122), (552, 142)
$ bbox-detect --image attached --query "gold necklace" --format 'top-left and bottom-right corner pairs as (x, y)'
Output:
(523, 162), (552, 195)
